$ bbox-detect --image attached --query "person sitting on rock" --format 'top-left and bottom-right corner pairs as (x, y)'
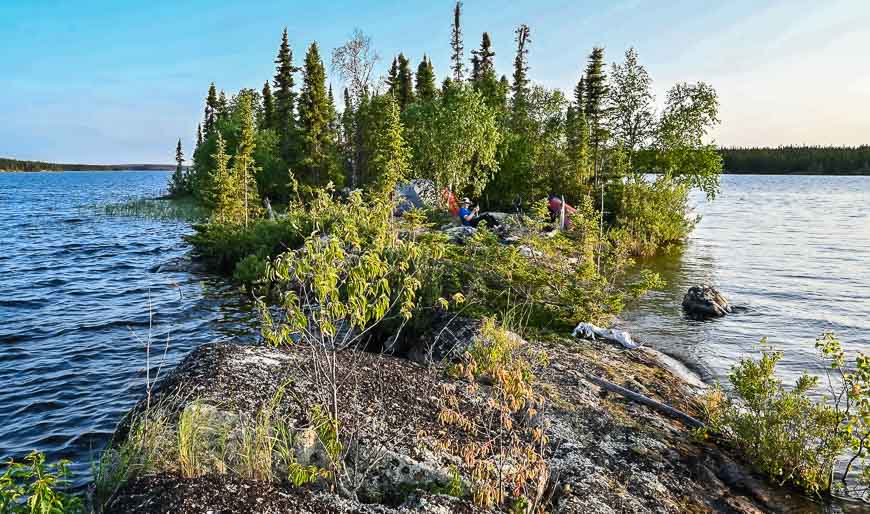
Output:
(458, 197), (500, 228)
(547, 193), (577, 229)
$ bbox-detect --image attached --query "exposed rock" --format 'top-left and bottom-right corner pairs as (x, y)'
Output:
(682, 285), (732, 319)
(405, 315), (483, 364)
(442, 225), (476, 244)
(106, 334), (822, 513)
(395, 180), (438, 216)
(517, 245), (543, 258)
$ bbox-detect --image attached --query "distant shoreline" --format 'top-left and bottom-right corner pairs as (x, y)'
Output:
(723, 169), (870, 176)
(0, 157), (176, 172)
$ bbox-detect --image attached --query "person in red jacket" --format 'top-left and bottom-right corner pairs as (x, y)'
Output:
(547, 193), (577, 229)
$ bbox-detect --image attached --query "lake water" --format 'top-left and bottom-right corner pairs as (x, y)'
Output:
(619, 174), (870, 390)
(0, 171), (258, 485)
(0, 171), (867, 492)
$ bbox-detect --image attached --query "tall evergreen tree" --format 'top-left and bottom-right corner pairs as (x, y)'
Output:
(364, 94), (410, 195)
(169, 139), (186, 196)
(203, 83), (218, 135)
(262, 81), (275, 130)
(386, 56), (399, 95)
(450, 1), (465, 81)
(511, 25), (531, 112)
(415, 56), (437, 101)
(472, 33), (495, 78)
(298, 41), (334, 185)
(196, 124), (203, 148)
(216, 90), (229, 121)
(472, 33), (499, 108)
(209, 133), (239, 223)
(340, 87), (355, 180)
(583, 47), (609, 178)
(233, 93), (262, 225)
(396, 53), (415, 110)
(273, 28), (299, 160)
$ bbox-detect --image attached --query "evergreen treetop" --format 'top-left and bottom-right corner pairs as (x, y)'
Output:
(450, 1), (465, 81)
(415, 55), (437, 101)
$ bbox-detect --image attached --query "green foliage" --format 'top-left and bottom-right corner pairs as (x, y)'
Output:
(168, 139), (188, 196)
(273, 28), (299, 163)
(186, 218), (306, 274)
(404, 82), (501, 196)
(441, 220), (636, 332)
(415, 56), (437, 102)
(233, 254), (268, 284)
(646, 82), (722, 198)
(1, 452), (82, 514)
(615, 176), (696, 256)
(361, 94), (411, 194)
(703, 334), (870, 497)
(298, 42), (341, 187)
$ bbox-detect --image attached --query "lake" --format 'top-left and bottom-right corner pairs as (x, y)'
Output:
(619, 174), (870, 390)
(0, 171), (867, 489)
(0, 171), (258, 485)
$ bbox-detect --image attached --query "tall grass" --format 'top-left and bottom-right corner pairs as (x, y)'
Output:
(102, 197), (209, 222)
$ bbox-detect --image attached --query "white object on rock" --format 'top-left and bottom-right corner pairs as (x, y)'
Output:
(572, 322), (641, 350)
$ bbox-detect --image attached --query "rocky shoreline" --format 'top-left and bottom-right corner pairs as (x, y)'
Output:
(98, 322), (825, 513)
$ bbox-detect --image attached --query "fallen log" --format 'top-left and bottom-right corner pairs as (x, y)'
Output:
(585, 374), (705, 430)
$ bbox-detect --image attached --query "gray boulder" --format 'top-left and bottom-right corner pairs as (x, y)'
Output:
(682, 285), (731, 319)
(394, 179), (438, 216)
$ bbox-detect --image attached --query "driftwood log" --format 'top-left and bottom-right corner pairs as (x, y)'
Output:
(586, 374), (705, 430)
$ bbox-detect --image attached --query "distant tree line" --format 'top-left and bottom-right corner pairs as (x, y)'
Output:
(720, 146), (870, 174)
(0, 158), (175, 172)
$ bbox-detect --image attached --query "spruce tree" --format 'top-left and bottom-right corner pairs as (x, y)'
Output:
(216, 90), (229, 120)
(583, 47), (609, 178)
(396, 53), (415, 110)
(298, 41), (333, 185)
(261, 81), (274, 130)
(450, 1), (465, 81)
(169, 139), (186, 196)
(415, 56), (437, 101)
(210, 133), (239, 223)
(472, 33), (499, 109)
(386, 56), (399, 95)
(233, 93), (262, 225)
(511, 25), (531, 112)
(203, 83), (218, 135)
(196, 124), (203, 148)
(365, 94), (410, 195)
(273, 28), (299, 161)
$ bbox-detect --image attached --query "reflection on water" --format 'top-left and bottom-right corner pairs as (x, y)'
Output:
(620, 174), (870, 389)
(0, 171), (259, 485)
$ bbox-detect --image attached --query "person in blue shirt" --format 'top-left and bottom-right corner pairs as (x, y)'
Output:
(457, 198), (500, 228)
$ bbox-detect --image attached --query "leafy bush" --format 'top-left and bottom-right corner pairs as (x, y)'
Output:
(702, 334), (870, 497)
(1, 452), (82, 513)
(186, 218), (307, 274)
(615, 176), (696, 256)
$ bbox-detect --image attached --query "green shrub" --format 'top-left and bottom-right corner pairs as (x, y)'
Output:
(702, 334), (870, 497)
(186, 219), (307, 274)
(1, 452), (83, 513)
(233, 254), (268, 284)
(615, 176), (696, 256)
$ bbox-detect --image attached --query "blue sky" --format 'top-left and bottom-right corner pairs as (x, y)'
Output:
(1, 0), (868, 164)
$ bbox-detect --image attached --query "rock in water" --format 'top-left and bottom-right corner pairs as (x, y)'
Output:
(682, 285), (731, 319)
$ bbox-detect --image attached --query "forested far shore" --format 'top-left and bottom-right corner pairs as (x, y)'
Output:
(0, 157), (175, 172)
(721, 145), (870, 174)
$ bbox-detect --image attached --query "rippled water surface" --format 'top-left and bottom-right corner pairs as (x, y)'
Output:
(0, 171), (257, 485)
(620, 174), (870, 388)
